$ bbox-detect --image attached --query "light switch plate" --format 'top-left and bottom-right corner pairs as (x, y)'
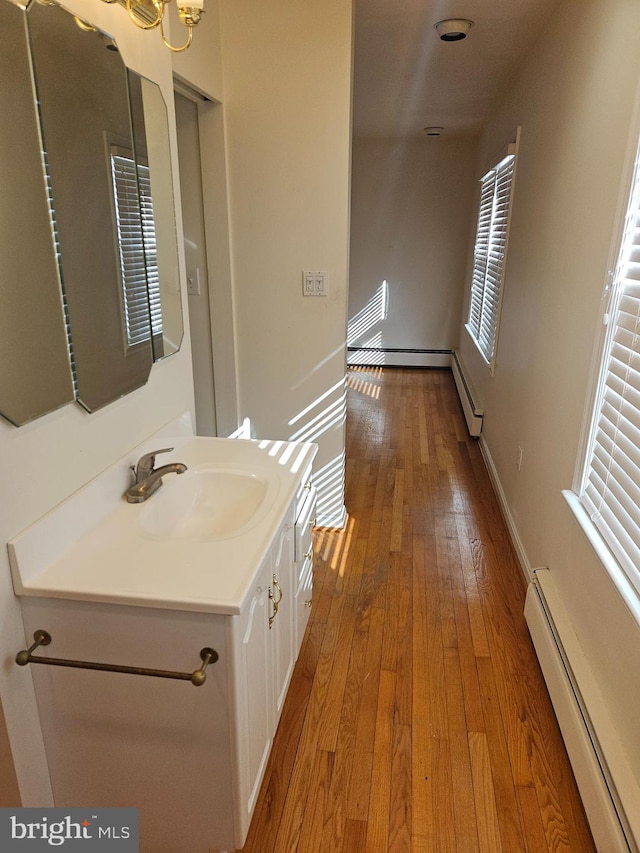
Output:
(187, 269), (201, 296)
(302, 270), (328, 297)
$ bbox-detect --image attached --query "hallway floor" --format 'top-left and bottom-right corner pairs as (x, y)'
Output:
(238, 367), (596, 852)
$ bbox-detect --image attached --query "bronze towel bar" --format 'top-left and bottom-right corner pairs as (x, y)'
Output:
(16, 629), (218, 687)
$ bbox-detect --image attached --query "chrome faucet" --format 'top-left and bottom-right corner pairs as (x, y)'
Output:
(125, 447), (187, 503)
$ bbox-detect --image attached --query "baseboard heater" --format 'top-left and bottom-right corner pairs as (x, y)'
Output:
(525, 571), (638, 853)
(451, 350), (483, 437)
(347, 347), (452, 368)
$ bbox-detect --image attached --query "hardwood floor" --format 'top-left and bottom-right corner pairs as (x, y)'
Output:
(238, 367), (596, 852)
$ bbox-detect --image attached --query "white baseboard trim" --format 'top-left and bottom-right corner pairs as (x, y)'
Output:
(451, 350), (484, 436)
(478, 435), (532, 582)
(525, 573), (639, 852)
(347, 348), (452, 368)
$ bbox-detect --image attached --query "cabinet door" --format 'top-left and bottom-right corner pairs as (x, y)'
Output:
(294, 487), (316, 652)
(233, 559), (273, 839)
(269, 517), (295, 727)
(296, 554), (313, 651)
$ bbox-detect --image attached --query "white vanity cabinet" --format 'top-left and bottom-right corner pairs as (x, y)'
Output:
(20, 596), (238, 851)
(11, 434), (319, 852)
(18, 501), (307, 853)
(229, 477), (315, 841)
(230, 510), (296, 841)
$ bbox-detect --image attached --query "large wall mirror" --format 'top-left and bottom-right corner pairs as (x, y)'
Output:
(0, 0), (182, 426)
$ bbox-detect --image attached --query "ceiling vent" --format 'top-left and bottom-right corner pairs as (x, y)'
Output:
(435, 18), (474, 41)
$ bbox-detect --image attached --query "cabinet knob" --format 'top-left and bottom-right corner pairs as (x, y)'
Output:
(304, 600), (312, 608)
(304, 548), (313, 561)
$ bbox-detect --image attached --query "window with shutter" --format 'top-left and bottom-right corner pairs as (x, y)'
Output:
(466, 151), (516, 368)
(110, 149), (162, 348)
(580, 139), (640, 593)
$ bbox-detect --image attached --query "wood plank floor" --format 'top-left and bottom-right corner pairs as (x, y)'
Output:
(238, 367), (596, 853)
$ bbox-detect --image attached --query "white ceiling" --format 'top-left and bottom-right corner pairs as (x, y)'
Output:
(352, 0), (563, 139)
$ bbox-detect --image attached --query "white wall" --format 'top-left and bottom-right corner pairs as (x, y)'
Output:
(170, 0), (224, 102)
(457, 0), (640, 799)
(0, 0), (197, 804)
(216, 0), (353, 524)
(170, 0), (354, 524)
(349, 137), (477, 363)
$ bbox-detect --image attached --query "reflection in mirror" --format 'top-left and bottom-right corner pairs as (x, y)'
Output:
(0, 0), (184, 424)
(27, 0), (153, 412)
(129, 73), (183, 360)
(0, 0), (75, 426)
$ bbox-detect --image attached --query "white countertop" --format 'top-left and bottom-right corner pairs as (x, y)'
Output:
(8, 436), (317, 615)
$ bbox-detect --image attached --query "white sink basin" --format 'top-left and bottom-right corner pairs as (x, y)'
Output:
(8, 433), (317, 614)
(139, 468), (270, 541)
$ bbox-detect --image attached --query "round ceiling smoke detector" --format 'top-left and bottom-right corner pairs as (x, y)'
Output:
(424, 127), (444, 137)
(435, 18), (474, 41)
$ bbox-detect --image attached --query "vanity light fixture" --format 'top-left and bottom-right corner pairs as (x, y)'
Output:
(100, 0), (204, 53)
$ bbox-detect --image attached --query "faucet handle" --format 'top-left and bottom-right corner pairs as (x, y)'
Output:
(136, 447), (174, 481)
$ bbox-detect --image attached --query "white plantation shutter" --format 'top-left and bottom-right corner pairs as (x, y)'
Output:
(110, 151), (162, 347)
(467, 153), (515, 365)
(582, 155), (640, 588)
(137, 166), (162, 340)
(468, 174), (493, 338)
